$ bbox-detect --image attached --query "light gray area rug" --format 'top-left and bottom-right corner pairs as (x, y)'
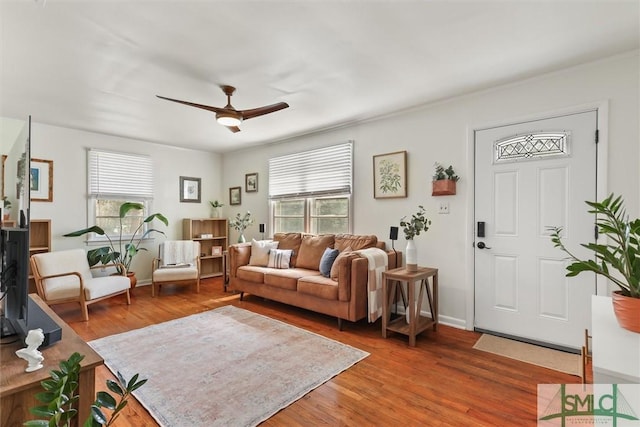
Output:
(89, 306), (369, 427)
(473, 334), (580, 376)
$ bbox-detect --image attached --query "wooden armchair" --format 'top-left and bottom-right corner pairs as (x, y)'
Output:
(152, 240), (201, 296)
(30, 249), (131, 321)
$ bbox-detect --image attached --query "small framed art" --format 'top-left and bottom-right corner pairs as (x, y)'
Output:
(245, 173), (258, 193)
(180, 176), (201, 203)
(229, 186), (241, 205)
(30, 158), (54, 202)
(212, 246), (223, 256)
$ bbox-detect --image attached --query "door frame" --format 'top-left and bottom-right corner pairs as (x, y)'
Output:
(464, 101), (610, 330)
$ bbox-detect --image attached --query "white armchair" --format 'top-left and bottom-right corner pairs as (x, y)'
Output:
(152, 240), (201, 296)
(30, 249), (131, 321)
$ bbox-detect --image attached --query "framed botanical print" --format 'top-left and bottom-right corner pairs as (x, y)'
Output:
(229, 186), (241, 205)
(180, 176), (201, 203)
(373, 151), (407, 199)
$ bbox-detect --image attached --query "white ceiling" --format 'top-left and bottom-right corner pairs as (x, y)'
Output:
(1, 1), (638, 153)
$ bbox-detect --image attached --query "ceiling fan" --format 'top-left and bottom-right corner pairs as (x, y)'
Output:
(156, 85), (289, 133)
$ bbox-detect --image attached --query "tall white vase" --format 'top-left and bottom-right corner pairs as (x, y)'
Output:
(405, 281), (421, 324)
(406, 239), (417, 272)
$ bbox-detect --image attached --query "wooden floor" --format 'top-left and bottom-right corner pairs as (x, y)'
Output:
(49, 278), (587, 426)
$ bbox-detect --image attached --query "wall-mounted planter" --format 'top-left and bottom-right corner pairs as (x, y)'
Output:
(432, 179), (456, 196)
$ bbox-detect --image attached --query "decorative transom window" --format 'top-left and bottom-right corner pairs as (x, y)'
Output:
(494, 132), (570, 163)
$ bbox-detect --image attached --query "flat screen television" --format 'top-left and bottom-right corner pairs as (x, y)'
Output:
(0, 116), (31, 339)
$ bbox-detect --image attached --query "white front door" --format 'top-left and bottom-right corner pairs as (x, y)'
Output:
(474, 110), (597, 350)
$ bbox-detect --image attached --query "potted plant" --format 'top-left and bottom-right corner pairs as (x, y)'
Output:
(399, 205), (432, 272)
(25, 352), (146, 427)
(432, 162), (459, 196)
(550, 193), (640, 333)
(209, 200), (224, 218)
(64, 202), (168, 288)
(229, 211), (254, 243)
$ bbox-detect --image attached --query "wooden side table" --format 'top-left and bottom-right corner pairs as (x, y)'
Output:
(1, 294), (103, 426)
(382, 266), (438, 346)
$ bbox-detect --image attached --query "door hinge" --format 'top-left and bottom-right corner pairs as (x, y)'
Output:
(595, 225), (599, 240)
(595, 129), (599, 144)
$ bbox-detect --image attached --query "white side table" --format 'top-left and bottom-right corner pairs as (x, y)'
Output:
(592, 295), (640, 383)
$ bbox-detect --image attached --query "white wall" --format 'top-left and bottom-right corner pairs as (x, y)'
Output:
(29, 124), (223, 282)
(221, 51), (640, 328)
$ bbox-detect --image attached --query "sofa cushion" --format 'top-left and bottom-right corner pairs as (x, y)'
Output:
(334, 234), (378, 251)
(319, 247), (339, 278)
(237, 265), (269, 283)
(267, 249), (293, 269)
(330, 247), (353, 280)
(264, 268), (320, 291)
(249, 239), (279, 266)
(273, 233), (302, 267)
(298, 275), (339, 300)
(296, 234), (335, 270)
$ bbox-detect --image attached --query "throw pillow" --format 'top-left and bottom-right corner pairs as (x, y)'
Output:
(319, 247), (339, 278)
(330, 247), (353, 280)
(249, 239), (279, 266)
(296, 234), (335, 270)
(267, 249), (293, 269)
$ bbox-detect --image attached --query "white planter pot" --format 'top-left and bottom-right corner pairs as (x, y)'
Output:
(405, 281), (421, 324)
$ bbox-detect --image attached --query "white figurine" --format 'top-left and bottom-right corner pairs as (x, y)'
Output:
(15, 328), (45, 372)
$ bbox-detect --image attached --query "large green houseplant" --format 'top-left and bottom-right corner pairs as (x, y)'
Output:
(550, 193), (640, 332)
(64, 202), (168, 276)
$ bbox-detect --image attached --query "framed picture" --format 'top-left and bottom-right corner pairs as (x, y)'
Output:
(373, 151), (407, 199)
(229, 186), (241, 205)
(30, 158), (54, 202)
(180, 176), (201, 203)
(212, 246), (223, 256)
(245, 172), (258, 193)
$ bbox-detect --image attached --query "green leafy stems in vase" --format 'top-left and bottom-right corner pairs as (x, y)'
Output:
(229, 211), (254, 243)
(400, 205), (432, 272)
(209, 200), (224, 218)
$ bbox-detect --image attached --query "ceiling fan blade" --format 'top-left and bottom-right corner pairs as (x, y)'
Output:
(227, 126), (241, 133)
(156, 95), (227, 114)
(240, 102), (289, 120)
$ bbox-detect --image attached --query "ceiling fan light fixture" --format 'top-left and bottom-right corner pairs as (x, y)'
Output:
(216, 113), (242, 127)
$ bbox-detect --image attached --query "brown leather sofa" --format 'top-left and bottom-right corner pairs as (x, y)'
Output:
(228, 233), (401, 329)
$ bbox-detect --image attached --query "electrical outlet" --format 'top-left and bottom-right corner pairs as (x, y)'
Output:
(438, 202), (450, 214)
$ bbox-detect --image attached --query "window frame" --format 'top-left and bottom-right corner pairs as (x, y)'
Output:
(268, 141), (353, 235)
(270, 194), (352, 235)
(86, 149), (154, 244)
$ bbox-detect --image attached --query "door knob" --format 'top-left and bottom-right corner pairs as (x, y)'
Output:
(476, 241), (491, 249)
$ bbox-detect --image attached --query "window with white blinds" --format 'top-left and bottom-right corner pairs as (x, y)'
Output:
(268, 142), (353, 234)
(87, 149), (154, 242)
(268, 141), (352, 199)
(88, 149), (153, 199)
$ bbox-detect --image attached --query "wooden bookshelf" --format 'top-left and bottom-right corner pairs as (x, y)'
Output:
(182, 218), (228, 279)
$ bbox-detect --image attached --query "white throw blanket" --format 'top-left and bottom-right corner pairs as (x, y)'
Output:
(356, 247), (388, 322)
(161, 240), (196, 266)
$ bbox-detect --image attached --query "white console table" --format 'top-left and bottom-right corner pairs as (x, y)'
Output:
(592, 295), (640, 383)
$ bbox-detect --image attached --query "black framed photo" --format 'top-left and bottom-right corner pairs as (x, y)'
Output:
(245, 173), (258, 193)
(180, 176), (201, 203)
(229, 186), (241, 205)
